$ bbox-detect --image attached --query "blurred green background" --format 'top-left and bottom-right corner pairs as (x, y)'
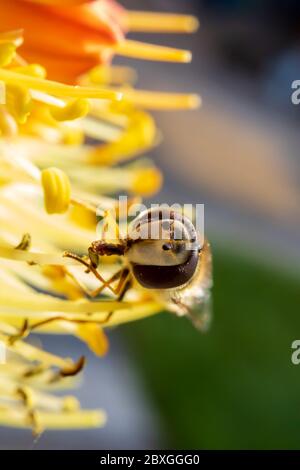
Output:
(123, 247), (300, 449)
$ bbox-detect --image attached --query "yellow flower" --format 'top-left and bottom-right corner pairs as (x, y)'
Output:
(0, 1), (200, 434)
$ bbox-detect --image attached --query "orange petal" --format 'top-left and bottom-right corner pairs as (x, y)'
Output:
(0, 0), (120, 61)
(21, 1), (92, 4)
(45, 0), (124, 42)
(21, 47), (111, 83)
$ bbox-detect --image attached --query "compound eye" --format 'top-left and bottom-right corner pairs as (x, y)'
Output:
(127, 208), (199, 289)
(131, 249), (199, 289)
(127, 238), (199, 289)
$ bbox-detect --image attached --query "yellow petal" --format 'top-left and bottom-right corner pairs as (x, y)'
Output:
(49, 98), (90, 121)
(125, 11), (199, 34)
(75, 324), (109, 357)
(41, 167), (71, 214)
(6, 83), (32, 124)
(11, 63), (47, 79)
(0, 42), (16, 67)
(88, 110), (156, 165)
(114, 39), (192, 63)
(0, 106), (18, 136)
(131, 167), (163, 196)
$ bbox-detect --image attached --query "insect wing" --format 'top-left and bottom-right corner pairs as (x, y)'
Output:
(184, 238), (213, 331)
(187, 291), (212, 332)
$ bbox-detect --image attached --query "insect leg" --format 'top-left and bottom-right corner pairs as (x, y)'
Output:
(88, 267), (128, 298)
(63, 251), (109, 287)
(100, 269), (133, 325)
(9, 269), (132, 339)
(64, 266), (123, 298)
(8, 319), (29, 344)
(15, 233), (31, 251)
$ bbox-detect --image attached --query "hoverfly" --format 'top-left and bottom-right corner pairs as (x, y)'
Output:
(64, 207), (213, 331)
